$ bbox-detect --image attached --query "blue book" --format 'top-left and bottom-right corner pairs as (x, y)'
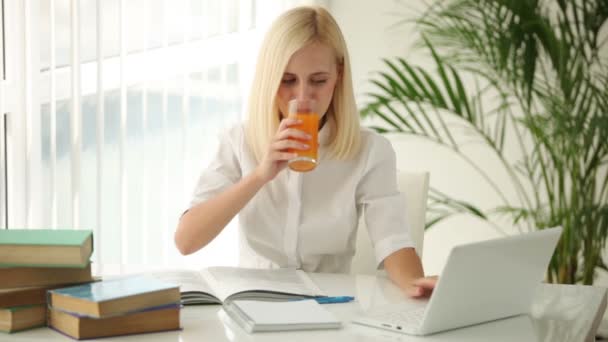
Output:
(48, 276), (180, 318)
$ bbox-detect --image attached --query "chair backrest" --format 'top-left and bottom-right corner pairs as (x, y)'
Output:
(351, 171), (430, 275)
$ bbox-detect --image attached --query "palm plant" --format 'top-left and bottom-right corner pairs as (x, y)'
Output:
(362, 0), (608, 284)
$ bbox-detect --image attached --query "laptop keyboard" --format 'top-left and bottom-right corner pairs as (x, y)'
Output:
(362, 306), (427, 333)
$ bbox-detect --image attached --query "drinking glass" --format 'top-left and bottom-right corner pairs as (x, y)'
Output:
(287, 99), (319, 172)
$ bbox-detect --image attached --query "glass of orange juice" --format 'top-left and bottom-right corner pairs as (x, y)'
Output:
(287, 99), (319, 172)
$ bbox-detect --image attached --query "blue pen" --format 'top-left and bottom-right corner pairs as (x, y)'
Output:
(313, 296), (355, 304)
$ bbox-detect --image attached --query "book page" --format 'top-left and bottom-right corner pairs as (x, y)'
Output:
(147, 270), (219, 303)
(202, 267), (325, 303)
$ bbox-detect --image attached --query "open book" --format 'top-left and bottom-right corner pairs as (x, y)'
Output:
(149, 267), (326, 305)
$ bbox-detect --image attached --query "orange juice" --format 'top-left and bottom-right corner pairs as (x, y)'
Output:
(288, 112), (319, 172)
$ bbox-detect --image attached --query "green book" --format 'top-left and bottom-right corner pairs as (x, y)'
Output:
(0, 229), (93, 268)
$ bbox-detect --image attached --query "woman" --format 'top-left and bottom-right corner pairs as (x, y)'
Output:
(175, 6), (436, 298)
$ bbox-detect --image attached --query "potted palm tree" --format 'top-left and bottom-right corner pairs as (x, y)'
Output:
(362, 0), (608, 284)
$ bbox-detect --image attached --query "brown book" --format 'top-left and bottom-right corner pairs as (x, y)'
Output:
(0, 283), (94, 308)
(48, 276), (180, 318)
(0, 305), (46, 333)
(48, 305), (180, 339)
(0, 229), (93, 268)
(0, 287), (48, 308)
(0, 264), (93, 289)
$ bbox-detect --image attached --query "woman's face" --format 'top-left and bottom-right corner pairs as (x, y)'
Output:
(276, 42), (340, 119)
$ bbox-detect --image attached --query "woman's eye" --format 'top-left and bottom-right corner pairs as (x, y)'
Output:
(281, 78), (296, 85)
(312, 79), (328, 85)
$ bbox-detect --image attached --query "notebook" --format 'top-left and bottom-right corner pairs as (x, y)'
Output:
(353, 226), (563, 336)
(148, 266), (326, 305)
(224, 299), (342, 332)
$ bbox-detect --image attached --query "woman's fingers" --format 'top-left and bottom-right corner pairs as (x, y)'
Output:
(271, 139), (309, 151)
(412, 276), (437, 289)
(275, 128), (311, 142)
(277, 117), (310, 140)
(256, 118), (305, 181)
(412, 276), (438, 289)
(268, 119), (311, 163)
(271, 151), (297, 161)
(408, 286), (433, 298)
(278, 117), (301, 131)
(405, 286), (423, 297)
(259, 117), (310, 175)
(407, 276), (438, 298)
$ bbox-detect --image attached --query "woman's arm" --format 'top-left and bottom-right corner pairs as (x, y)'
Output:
(175, 117), (310, 255)
(384, 247), (437, 298)
(175, 171), (266, 255)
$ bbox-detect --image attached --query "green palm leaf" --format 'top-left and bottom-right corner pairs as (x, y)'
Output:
(362, 0), (608, 284)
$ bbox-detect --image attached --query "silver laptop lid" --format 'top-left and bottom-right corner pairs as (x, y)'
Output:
(420, 226), (563, 335)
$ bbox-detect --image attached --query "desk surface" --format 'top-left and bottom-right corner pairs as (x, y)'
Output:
(5, 272), (607, 342)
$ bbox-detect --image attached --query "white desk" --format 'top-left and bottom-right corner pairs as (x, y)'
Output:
(5, 272), (607, 342)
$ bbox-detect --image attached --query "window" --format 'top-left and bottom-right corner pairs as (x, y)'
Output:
(1, 0), (5, 79)
(5, 0), (316, 270)
(0, 0), (7, 230)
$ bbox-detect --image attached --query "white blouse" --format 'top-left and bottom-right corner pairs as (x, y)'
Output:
(189, 122), (415, 273)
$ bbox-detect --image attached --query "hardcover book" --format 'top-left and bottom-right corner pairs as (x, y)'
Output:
(0, 284), (84, 308)
(149, 266), (326, 305)
(48, 276), (180, 318)
(0, 264), (93, 289)
(0, 305), (46, 333)
(0, 287), (50, 308)
(48, 304), (180, 340)
(0, 229), (93, 268)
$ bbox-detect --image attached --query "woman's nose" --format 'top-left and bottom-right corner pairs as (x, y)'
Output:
(295, 83), (314, 100)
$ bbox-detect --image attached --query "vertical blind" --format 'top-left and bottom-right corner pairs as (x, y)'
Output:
(5, 0), (318, 270)
(0, 0), (6, 229)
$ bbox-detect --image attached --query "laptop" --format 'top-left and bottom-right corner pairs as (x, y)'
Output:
(352, 226), (563, 336)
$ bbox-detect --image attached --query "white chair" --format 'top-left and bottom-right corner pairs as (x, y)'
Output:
(351, 171), (430, 275)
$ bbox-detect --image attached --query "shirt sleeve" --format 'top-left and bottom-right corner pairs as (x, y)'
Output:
(356, 133), (416, 269)
(188, 125), (243, 209)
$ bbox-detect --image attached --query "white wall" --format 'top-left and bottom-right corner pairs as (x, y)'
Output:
(329, 0), (510, 276)
(329, 0), (608, 288)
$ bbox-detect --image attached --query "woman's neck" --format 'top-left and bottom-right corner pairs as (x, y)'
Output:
(319, 114), (328, 131)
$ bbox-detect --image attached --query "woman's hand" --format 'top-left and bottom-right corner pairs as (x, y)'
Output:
(254, 117), (311, 183)
(406, 276), (438, 298)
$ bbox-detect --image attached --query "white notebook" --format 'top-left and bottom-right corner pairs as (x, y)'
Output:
(224, 299), (343, 332)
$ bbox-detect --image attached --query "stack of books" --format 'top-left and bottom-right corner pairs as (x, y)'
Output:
(47, 276), (181, 339)
(0, 229), (94, 333)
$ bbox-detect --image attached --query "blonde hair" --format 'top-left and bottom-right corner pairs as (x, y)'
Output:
(245, 6), (361, 162)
